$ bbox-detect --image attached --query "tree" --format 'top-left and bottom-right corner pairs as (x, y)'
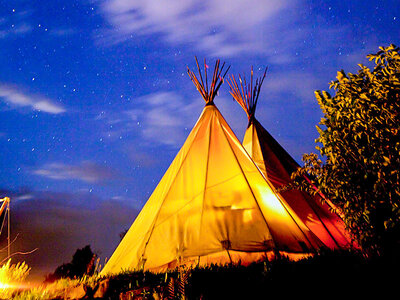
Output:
(45, 245), (97, 282)
(289, 44), (400, 256)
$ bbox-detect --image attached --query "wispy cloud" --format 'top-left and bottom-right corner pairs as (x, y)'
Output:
(98, 0), (297, 57)
(99, 91), (203, 148)
(33, 161), (120, 183)
(0, 9), (33, 39)
(128, 91), (202, 147)
(49, 28), (76, 37)
(96, 88), (248, 151)
(128, 150), (160, 168)
(0, 84), (66, 114)
(265, 71), (325, 102)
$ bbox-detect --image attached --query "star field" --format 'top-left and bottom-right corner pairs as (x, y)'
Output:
(0, 0), (398, 281)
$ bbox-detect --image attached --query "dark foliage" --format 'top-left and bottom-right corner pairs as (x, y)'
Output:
(288, 44), (400, 255)
(97, 250), (398, 299)
(44, 245), (97, 283)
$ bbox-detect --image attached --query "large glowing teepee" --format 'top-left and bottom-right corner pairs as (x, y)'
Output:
(101, 59), (325, 275)
(228, 67), (353, 250)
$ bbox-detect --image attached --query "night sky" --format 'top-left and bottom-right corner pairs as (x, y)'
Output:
(0, 1), (398, 282)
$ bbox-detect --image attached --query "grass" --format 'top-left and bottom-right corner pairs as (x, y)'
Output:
(0, 259), (31, 299)
(7, 249), (399, 299)
(93, 249), (399, 299)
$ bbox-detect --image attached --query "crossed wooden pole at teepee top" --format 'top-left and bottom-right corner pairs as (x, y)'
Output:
(227, 66), (268, 124)
(187, 57), (230, 105)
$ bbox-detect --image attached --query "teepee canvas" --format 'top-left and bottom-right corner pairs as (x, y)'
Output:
(228, 67), (352, 250)
(101, 59), (324, 275)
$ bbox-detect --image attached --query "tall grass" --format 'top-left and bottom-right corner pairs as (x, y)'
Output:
(0, 259), (30, 299)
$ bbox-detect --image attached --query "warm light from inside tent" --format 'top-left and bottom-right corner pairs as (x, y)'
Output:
(243, 209), (253, 223)
(231, 205), (254, 223)
(259, 189), (288, 217)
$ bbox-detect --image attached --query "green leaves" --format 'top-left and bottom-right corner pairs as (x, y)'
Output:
(290, 44), (400, 255)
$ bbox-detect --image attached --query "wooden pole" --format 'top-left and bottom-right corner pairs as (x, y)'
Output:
(0, 197), (10, 258)
(7, 201), (10, 258)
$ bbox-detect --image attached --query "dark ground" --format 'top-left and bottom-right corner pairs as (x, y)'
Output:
(95, 250), (399, 299)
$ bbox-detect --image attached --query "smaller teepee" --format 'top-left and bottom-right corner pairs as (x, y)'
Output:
(228, 67), (353, 250)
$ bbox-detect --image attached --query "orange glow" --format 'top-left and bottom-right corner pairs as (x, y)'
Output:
(0, 259), (31, 298)
(231, 205), (254, 223)
(259, 189), (288, 216)
(0, 274), (14, 298)
(0, 264), (11, 289)
(0, 281), (11, 289)
(243, 209), (253, 223)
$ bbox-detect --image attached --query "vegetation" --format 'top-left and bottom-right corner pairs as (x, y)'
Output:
(0, 259), (30, 299)
(9, 276), (93, 300)
(5, 249), (398, 299)
(288, 44), (400, 255)
(44, 245), (97, 283)
(52, 251), (400, 299)
(9, 278), (78, 300)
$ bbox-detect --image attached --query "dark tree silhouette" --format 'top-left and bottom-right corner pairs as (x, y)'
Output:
(45, 245), (97, 282)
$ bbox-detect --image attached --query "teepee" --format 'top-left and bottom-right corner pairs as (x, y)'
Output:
(101, 59), (325, 275)
(228, 67), (352, 250)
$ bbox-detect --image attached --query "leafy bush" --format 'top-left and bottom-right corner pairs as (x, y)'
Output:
(289, 44), (400, 255)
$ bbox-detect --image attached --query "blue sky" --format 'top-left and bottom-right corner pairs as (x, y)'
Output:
(0, 0), (398, 281)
